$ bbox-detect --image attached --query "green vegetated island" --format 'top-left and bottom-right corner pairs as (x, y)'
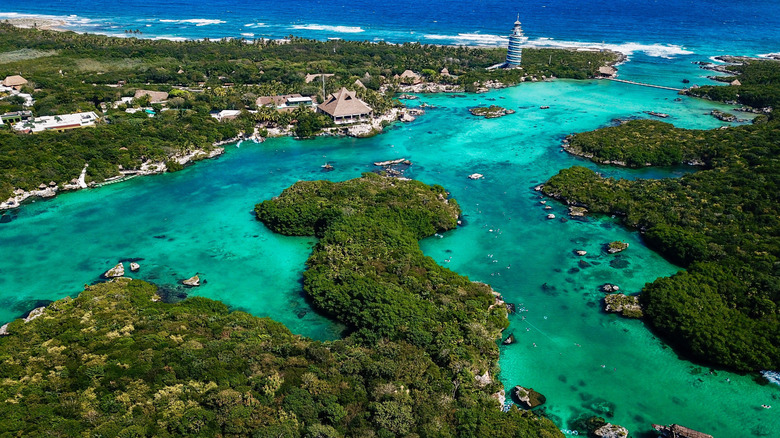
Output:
(543, 58), (780, 372)
(0, 24), (620, 205)
(0, 174), (563, 437)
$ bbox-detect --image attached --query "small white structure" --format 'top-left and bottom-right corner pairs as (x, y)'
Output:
(112, 96), (134, 108)
(210, 109), (242, 121)
(13, 112), (99, 133)
(256, 94), (316, 112)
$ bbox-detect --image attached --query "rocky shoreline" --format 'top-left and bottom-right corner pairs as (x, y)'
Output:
(560, 137), (630, 167)
(0, 107), (420, 213)
(0, 145), (227, 211)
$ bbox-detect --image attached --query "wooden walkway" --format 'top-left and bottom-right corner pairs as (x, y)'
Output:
(604, 78), (684, 92)
(94, 174), (138, 188)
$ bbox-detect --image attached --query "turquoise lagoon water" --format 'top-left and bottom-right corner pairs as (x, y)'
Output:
(2, 78), (778, 435)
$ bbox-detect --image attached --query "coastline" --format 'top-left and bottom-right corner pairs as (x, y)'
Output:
(1, 17), (67, 31)
(0, 145), (228, 211)
(0, 42), (624, 213)
(0, 102), (422, 213)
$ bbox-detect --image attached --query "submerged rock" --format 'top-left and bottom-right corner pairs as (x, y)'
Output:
(182, 275), (200, 287)
(511, 385), (546, 409)
(130, 262), (140, 272)
(609, 257), (630, 269)
(103, 263), (125, 278)
(503, 334), (516, 345)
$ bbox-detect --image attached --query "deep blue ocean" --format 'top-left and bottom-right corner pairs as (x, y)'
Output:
(1, 0), (779, 58)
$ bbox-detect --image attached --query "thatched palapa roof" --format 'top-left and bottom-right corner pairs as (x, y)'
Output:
(2, 75), (28, 87)
(318, 87), (372, 118)
(133, 90), (169, 103)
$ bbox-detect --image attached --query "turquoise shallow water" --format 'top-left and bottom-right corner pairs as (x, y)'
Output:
(2, 76), (778, 436)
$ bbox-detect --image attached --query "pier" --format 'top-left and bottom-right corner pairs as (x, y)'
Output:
(94, 174), (138, 188)
(604, 78), (684, 92)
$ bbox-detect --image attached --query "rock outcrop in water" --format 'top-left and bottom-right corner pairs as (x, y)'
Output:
(569, 206), (588, 217)
(103, 263), (125, 278)
(593, 423), (629, 438)
(182, 275), (200, 287)
(606, 241), (628, 254)
(711, 109), (738, 122)
(469, 105), (516, 119)
(604, 293), (643, 318)
(511, 385), (546, 409)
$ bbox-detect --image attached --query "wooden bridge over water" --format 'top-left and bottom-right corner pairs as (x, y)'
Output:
(604, 77), (684, 92)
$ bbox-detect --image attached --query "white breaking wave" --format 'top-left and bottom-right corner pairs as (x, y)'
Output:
(424, 33), (508, 46)
(149, 35), (189, 41)
(0, 11), (100, 27)
(762, 370), (780, 387)
(290, 24), (365, 33)
(159, 19), (226, 27)
(241, 33), (255, 37)
(421, 31), (693, 58)
(527, 37), (693, 58)
(244, 23), (266, 28)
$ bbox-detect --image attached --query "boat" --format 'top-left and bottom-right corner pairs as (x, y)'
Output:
(468, 173), (484, 180)
(374, 158), (408, 166)
(321, 163), (334, 170)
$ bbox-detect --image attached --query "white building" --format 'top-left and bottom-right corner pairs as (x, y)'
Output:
(13, 112), (99, 133)
(210, 109), (242, 121)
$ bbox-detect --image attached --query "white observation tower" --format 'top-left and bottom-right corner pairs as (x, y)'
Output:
(506, 14), (527, 67)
